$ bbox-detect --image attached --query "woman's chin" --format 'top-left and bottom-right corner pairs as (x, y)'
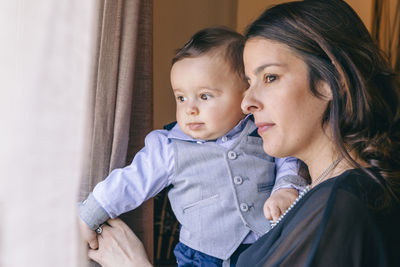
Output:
(262, 142), (286, 158)
(262, 143), (275, 156)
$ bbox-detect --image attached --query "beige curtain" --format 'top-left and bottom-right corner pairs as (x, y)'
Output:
(371, 0), (400, 73)
(0, 1), (97, 266)
(79, 0), (153, 265)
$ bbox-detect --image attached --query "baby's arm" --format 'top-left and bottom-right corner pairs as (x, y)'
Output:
(264, 157), (306, 221)
(78, 130), (174, 248)
(78, 193), (111, 249)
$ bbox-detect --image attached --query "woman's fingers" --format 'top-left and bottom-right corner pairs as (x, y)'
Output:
(88, 234), (105, 264)
(87, 218), (153, 267)
(106, 218), (143, 244)
(105, 217), (124, 228)
(88, 248), (100, 263)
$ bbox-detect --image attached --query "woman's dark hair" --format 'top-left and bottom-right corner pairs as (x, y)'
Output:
(246, 0), (400, 209)
(172, 26), (245, 79)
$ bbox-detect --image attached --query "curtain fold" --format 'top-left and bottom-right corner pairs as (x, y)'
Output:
(371, 0), (400, 73)
(79, 0), (153, 265)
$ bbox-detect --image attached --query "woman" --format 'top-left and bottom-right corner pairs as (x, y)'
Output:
(237, 0), (400, 266)
(88, 0), (400, 266)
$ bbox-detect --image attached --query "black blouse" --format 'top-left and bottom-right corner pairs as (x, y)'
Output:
(236, 169), (400, 267)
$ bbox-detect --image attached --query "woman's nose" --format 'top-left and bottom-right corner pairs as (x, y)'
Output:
(241, 86), (261, 114)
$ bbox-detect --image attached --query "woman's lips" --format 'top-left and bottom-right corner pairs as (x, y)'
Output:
(256, 122), (275, 134)
(187, 123), (204, 130)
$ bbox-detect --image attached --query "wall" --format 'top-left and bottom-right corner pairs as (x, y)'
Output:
(236, 0), (288, 33)
(346, 0), (373, 31)
(237, 0), (374, 33)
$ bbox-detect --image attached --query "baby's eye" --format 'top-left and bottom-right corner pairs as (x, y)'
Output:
(264, 74), (278, 83)
(200, 93), (212, 100)
(177, 96), (186, 102)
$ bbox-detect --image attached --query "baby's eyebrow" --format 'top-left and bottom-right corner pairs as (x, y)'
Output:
(172, 89), (183, 94)
(197, 87), (222, 93)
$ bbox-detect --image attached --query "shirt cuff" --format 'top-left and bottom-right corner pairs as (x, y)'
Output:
(78, 193), (110, 230)
(272, 175), (307, 194)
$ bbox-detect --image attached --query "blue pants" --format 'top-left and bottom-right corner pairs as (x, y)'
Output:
(174, 242), (251, 267)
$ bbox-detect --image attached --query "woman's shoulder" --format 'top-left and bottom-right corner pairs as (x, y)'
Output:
(308, 169), (377, 206)
(325, 168), (400, 266)
(330, 168), (384, 202)
(311, 168), (400, 233)
(321, 169), (398, 214)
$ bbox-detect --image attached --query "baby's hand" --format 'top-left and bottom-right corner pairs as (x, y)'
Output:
(79, 218), (99, 249)
(264, 188), (298, 222)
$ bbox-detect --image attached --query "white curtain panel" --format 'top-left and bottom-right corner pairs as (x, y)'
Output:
(0, 1), (97, 266)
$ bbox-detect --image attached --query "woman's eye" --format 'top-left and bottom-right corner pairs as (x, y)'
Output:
(200, 94), (212, 100)
(264, 74), (277, 83)
(244, 77), (251, 89)
(177, 96), (186, 102)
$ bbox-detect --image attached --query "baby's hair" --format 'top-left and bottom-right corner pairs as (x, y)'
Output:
(172, 26), (245, 79)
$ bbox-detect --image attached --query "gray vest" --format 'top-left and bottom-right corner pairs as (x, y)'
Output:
(168, 120), (274, 260)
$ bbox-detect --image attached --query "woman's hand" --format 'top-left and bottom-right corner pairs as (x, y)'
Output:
(88, 218), (153, 267)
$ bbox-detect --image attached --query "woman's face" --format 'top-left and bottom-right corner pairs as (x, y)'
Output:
(241, 38), (331, 160)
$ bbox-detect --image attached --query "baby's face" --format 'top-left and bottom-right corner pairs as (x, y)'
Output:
(170, 54), (247, 140)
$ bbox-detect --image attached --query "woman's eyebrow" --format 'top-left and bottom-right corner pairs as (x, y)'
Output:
(254, 63), (286, 75)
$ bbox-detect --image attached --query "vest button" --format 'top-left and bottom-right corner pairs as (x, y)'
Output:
(240, 203), (249, 212)
(227, 151), (237, 160)
(233, 176), (243, 185)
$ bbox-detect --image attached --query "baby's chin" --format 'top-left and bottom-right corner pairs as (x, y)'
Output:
(184, 130), (218, 141)
(187, 133), (209, 141)
(179, 123), (224, 140)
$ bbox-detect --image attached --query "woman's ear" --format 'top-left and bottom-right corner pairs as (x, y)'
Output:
(318, 81), (332, 101)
